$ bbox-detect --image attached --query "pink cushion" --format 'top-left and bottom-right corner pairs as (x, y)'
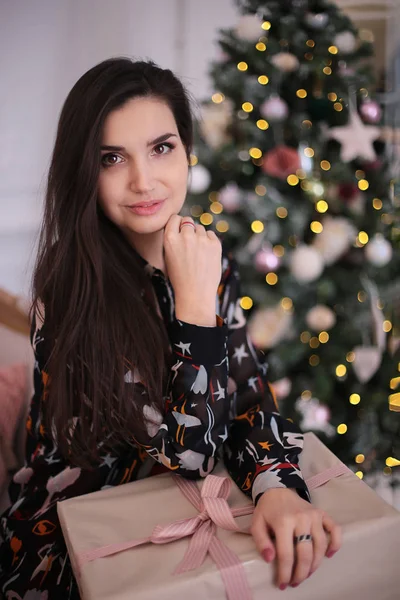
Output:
(0, 363), (27, 493)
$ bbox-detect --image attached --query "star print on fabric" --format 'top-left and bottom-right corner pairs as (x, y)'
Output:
(213, 380), (226, 401)
(232, 343), (249, 366)
(174, 341), (192, 356)
(219, 426), (228, 443)
(100, 454), (118, 469)
(258, 441), (274, 451)
(326, 104), (380, 162)
(237, 451), (244, 466)
(248, 376), (258, 392)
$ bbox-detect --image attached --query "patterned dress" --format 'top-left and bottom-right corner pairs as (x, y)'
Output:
(0, 246), (310, 599)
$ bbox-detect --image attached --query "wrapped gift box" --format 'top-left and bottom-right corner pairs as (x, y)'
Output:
(57, 432), (400, 599)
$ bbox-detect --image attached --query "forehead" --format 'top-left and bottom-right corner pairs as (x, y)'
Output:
(101, 97), (178, 143)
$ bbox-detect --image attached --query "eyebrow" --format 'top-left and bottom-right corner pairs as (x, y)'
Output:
(100, 133), (178, 151)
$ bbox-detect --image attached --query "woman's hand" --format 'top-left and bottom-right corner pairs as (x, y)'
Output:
(251, 487), (342, 590)
(164, 215), (222, 326)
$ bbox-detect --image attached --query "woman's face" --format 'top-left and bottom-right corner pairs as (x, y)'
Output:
(98, 96), (189, 237)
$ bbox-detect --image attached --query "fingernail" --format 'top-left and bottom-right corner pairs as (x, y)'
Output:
(327, 550), (336, 558)
(279, 584), (287, 591)
(262, 548), (274, 563)
(291, 583), (299, 588)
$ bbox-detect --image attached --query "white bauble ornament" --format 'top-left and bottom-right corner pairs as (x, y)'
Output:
(272, 377), (292, 400)
(260, 96), (289, 122)
(295, 397), (335, 437)
(365, 234), (393, 267)
(312, 216), (356, 265)
(248, 304), (293, 349)
(255, 247), (281, 272)
(270, 52), (299, 73)
(219, 182), (242, 213)
(200, 100), (233, 149)
(305, 13), (329, 29)
(290, 245), (324, 283)
(188, 164), (211, 194)
(306, 305), (336, 332)
(235, 14), (264, 41)
(334, 31), (357, 54)
(352, 346), (382, 383)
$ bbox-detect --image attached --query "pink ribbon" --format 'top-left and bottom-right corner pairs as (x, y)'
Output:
(75, 463), (350, 600)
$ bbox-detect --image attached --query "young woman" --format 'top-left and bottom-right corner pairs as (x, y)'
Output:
(0, 58), (341, 598)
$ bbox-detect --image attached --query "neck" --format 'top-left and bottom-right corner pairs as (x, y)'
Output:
(126, 228), (168, 277)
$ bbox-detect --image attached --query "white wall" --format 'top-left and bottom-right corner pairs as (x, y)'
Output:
(0, 0), (239, 296)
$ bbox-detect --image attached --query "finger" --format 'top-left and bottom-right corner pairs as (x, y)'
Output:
(307, 520), (329, 579)
(164, 213), (182, 235)
(250, 516), (276, 563)
(274, 524), (295, 589)
(179, 216), (196, 235)
(323, 514), (342, 556)
(290, 527), (313, 586)
(194, 224), (207, 236)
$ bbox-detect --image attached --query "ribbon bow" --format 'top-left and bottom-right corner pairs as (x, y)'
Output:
(76, 464), (350, 600)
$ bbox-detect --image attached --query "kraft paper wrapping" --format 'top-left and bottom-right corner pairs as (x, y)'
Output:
(57, 432), (400, 600)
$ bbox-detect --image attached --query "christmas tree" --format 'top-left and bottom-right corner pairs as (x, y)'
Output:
(185, 0), (400, 482)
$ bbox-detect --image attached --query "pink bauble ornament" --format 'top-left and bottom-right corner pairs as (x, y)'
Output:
(262, 145), (301, 179)
(260, 96), (289, 122)
(255, 247), (281, 272)
(360, 100), (382, 124)
(219, 182), (242, 213)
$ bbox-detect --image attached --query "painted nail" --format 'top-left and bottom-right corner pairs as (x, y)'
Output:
(262, 548), (274, 563)
(291, 583), (299, 588)
(279, 584), (287, 591)
(327, 550), (336, 558)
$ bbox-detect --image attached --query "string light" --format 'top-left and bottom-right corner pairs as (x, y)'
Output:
(320, 160), (331, 170)
(211, 93), (225, 103)
(257, 119), (269, 130)
(383, 467), (392, 476)
(251, 220), (264, 233)
(249, 147), (262, 158)
(355, 471), (364, 479)
(209, 191), (219, 202)
(346, 352), (355, 362)
(304, 147), (314, 157)
(190, 205), (203, 217)
(386, 457), (400, 467)
(336, 364), (347, 377)
(242, 102), (254, 112)
(358, 231), (369, 245)
(328, 45), (338, 54)
(296, 89), (307, 98)
(287, 174), (299, 186)
(200, 213), (213, 226)
(276, 207), (288, 218)
(216, 220), (229, 233)
(310, 337), (320, 348)
(390, 377), (400, 390)
(310, 221), (323, 233)
(256, 42), (267, 51)
(334, 102), (343, 112)
(350, 394), (361, 405)
(190, 154), (198, 166)
(309, 355), (320, 366)
(296, 169), (306, 179)
(355, 170), (365, 179)
(258, 75), (269, 85)
(373, 198), (383, 210)
(266, 273), (278, 285)
(302, 390), (312, 400)
(323, 66), (332, 75)
(316, 200), (328, 213)
(262, 21), (271, 30)
(255, 185), (267, 196)
(383, 320), (392, 332)
(319, 332), (329, 343)
(337, 424), (347, 434)
(355, 454), (365, 463)
(357, 291), (366, 302)
(210, 202), (223, 214)
(273, 245), (285, 257)
(302, 119), (313, 128)
(281, 297), (293, 310)
(358, 179), (369, 191)
(237, 62), (248, 71)
(328, 92), (337, 101)
(389, 392), (400, 411)
(240, 296), (253, 310)
(301, 331), (311, 343)
(305, 53), (314, 61)
(306, 39), (315, 47)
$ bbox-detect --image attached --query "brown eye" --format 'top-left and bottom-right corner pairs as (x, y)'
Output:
(101, 153), (122, 167)
(152, 143), (174, 156)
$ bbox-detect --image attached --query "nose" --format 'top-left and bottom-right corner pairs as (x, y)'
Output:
(128, 157), (155, 194)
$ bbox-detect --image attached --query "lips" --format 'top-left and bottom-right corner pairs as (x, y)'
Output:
(128, 199), (165, 208)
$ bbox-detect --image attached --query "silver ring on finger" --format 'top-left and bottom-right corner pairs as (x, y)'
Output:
(294, 533), (313, 545)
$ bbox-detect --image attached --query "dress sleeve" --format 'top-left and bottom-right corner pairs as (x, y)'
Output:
(218, 250), (311, 505)
(132, 312), (231, 479)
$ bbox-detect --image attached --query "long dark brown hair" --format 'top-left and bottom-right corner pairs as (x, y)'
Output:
(32, 57), (194, 467)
